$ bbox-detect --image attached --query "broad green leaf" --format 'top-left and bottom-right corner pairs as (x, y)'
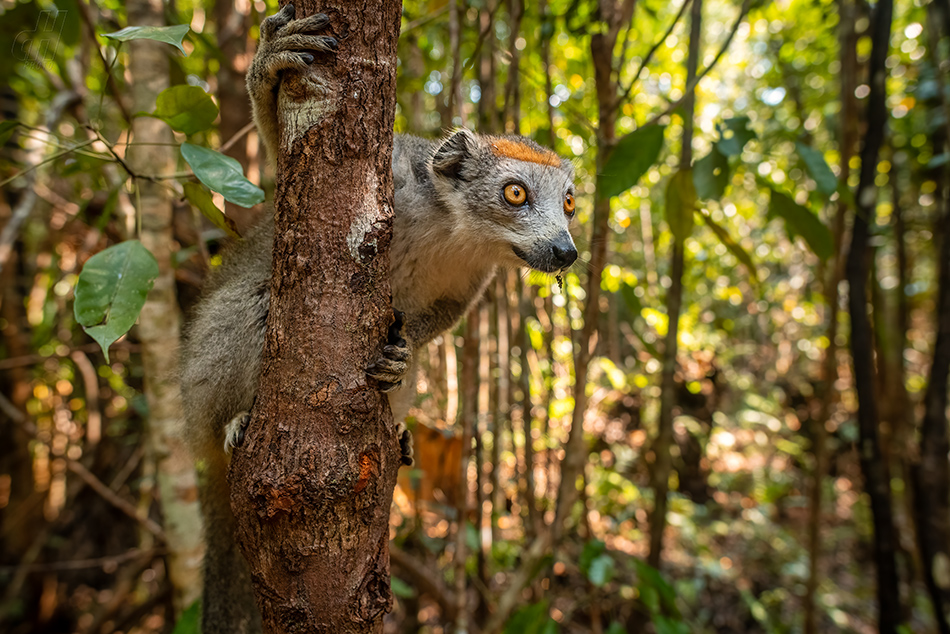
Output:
(181, 143), (265, 208)
(768, 190), (833, 260)
(183, 182), (241, 238)
(74, 240), (159, 362)
(796, 142), (837, 196)
(693, 145), (730, 200)
(654, 616), (690, 634)
(390, 577), (416, 599)
(605, 623), (626, 634)
(635, 560), (678, 608)
(102, 25), (191, 55)
(171, 601), (200, 634)
(579, 539), (607, 574)
(505, 600), (557, 634)
(155, 86), (218, 135)
(586, 553), (616, 587)
(0, 120), (18, 146)
(716, 117), (755, 156)
(598, 124), (665, 199)
(698, 212), (757, 282)
(665, 169), (696, 245)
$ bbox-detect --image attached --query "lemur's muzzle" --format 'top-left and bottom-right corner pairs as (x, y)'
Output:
(551, 235), (578, 269)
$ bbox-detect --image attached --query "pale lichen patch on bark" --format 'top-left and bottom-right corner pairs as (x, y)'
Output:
(278, 75), (337, 151)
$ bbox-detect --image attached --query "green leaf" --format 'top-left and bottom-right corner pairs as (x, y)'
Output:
(505, 600), (557, 634)
(102, 25), (191, 55)
(155, 86), (219, 135)
(665, 169), (696, 245)
(579, 539), (607, 574)
(635, 560), (678, 611)
(767, 189), (833, 260)
(183, 182), (241, 238)
(390, 577), (416, 599)
(693, 145), (730, 200)
(74, 240), (159, 362)
(0, 120), (19, 146)
(181, 143), (265, 208)
(796, 142), (837, 196)
(586, 553), (616, 587)
(716, 117), (755, 156)
(598, 125), (665, 199)
(698, 212), (757, 282)
(605, 623), (626, 634)
(171, 601), (200, 634)
(654, 615), (690, 634)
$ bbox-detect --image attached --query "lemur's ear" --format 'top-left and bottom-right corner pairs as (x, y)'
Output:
(432, 129), (476, 180)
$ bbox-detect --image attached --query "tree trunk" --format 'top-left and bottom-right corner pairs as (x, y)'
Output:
(126, 0), (204, 613)
(912, 5), (950, 628)
(844, 0), (901, 629)
(227, 1), (403, 632)
(553, 0), (632, 537)
(803, 3), (858, 628)
(214, 0), (257, 232)
(648, 0), (701, 571)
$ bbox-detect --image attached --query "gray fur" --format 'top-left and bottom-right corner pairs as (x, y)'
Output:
(180, 7), (576, 634)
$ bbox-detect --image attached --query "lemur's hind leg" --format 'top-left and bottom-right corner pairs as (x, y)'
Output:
(367, 310), (412, 392)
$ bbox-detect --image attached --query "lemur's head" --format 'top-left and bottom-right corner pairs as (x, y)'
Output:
(430, 129), (577, 274)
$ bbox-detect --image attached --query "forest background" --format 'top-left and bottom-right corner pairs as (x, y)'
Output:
(0, 0), (948, 632)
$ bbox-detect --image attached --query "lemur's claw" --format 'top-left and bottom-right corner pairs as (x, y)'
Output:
(224, 412), (251, 454)
(367, 309), (412, 390)
(397, 422), (414, 466)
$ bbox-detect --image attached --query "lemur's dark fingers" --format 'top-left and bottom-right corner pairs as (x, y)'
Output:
(388, 310), (406, 344)
(263, 51), (315, 80)
(383, 344), (411, 362)
(260, 3), (296, 42)
(269, 34), (338, 55)
(397, 422), (414, 466)
(223, 412), (251, 454)
(281, 12), (331, 36)
(378, 380), (402, 393)
(368, 356), (408, 375)
(366, 359), (409, 383)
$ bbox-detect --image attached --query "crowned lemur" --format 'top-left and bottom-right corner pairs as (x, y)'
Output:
(179, 4), (578, 632)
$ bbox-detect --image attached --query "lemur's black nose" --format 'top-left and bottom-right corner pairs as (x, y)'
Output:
(552, 243), (578, 268)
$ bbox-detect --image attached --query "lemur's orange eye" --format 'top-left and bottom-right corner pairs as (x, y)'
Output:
(503, 183), (527, 206)
(564, 193), (576, 215)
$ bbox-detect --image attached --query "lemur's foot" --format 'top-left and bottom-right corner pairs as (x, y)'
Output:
(366, 310), (411, 393)
(224, 412), (251, 454)
(250, 4), (338, 93)
(397, 422), (414, 466)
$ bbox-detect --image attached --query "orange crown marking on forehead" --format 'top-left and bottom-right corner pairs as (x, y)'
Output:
(489, 138), (561, 167)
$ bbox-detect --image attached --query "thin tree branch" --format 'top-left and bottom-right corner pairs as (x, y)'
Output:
(643, 0), (750, 127)
(616, 0), (693, 108)
(0, 392), (167, 541)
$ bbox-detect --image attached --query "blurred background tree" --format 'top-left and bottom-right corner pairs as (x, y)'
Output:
(0, 0), (948, 631)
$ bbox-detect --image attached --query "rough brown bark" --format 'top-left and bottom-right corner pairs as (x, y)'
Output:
(228, 1), (403, 632)
(844, 0), (901, 630)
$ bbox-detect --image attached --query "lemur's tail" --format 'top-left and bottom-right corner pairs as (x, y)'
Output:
(198, 455), (263, 634)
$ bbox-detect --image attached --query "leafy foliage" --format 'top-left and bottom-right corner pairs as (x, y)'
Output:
(102, 25), (191, 55)
(154, 86), (219, 135)
(180, 143), (265, 208)
(73, 240), (159, 362)
(598, 124), (666, 199)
